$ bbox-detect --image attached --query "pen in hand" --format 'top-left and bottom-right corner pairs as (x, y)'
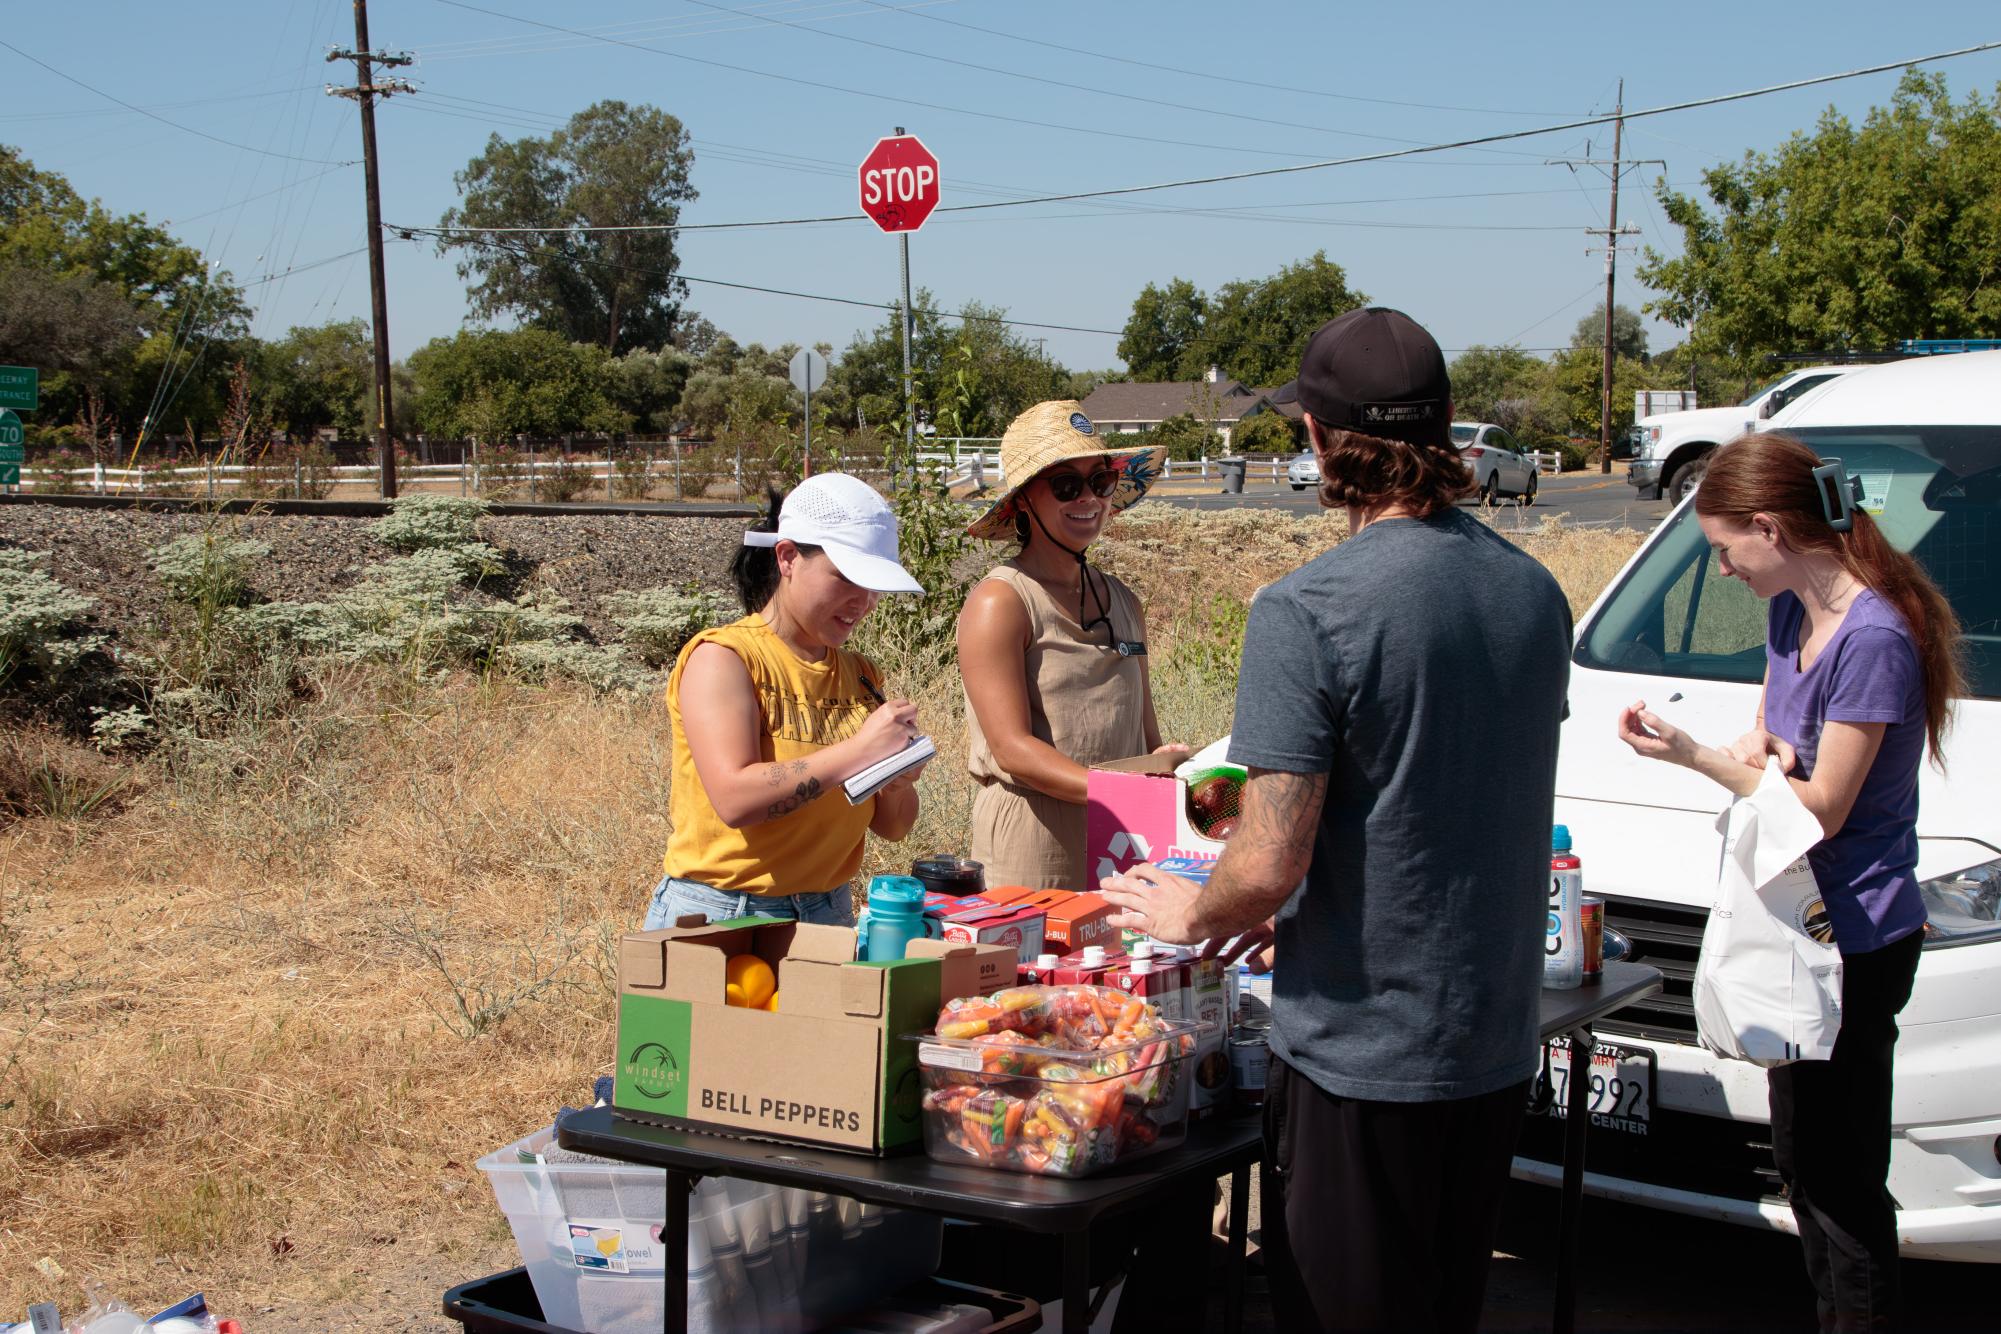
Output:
(861, 673), (887, 706)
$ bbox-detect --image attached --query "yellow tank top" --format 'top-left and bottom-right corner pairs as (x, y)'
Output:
(664, 615), (880, 895)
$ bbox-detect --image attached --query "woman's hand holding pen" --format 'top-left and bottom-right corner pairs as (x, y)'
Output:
(855, 675), (921, 766)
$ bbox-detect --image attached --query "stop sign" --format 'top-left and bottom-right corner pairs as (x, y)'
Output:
(858, 135), (940, 234)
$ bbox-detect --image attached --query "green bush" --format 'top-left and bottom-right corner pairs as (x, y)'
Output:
(538, 453), (596, 503)
(149, 533), (270, 609)
(605, 585), (732, 667)
(612, 448), (654, 500)
(368, 494), (491, 552)
(0, 550), (103, 694)
(1232, 411), (1299, 456)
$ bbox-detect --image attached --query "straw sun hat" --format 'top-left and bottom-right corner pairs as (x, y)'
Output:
(964, 401), (1167, 541)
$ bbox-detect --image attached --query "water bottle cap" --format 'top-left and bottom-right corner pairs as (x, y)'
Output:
(1551, 824), (1573, 853)
(1081, 944), (1107, 967)
(868, 874), (926, 907)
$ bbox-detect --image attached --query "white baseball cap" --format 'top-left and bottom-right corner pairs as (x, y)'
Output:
(742, 473), (924, 594)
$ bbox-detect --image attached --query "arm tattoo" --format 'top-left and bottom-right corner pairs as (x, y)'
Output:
(765, 775), (824, 821)
(1205, 768), (1328, 928)
(764, 758), (809, 788)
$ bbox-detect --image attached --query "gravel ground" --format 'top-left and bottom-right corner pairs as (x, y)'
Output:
(0, 505), (750, 644)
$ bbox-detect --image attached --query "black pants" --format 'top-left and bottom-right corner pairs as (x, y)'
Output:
(1261, 1056), (1527, 1333)
(1768, 928), (1923, 1334)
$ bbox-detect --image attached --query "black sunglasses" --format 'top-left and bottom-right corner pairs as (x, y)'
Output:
(1043, 467), (1121, 503)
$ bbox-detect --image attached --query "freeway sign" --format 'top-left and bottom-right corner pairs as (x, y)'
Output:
(0, 366), (38, 412)
(0, 410), (22, 483)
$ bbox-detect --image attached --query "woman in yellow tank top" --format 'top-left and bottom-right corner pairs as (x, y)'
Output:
(643, 473), (930, 930)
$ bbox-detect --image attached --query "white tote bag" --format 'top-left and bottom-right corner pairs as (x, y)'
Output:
(1692, 756), (1844, 1066)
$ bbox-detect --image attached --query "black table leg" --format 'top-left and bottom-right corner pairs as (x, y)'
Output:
(1225, 1164), (1250, 1334)
(1062, 1227), (1091, 1334)
(663, 1168), (689, 1334)
(1553, 1023), (1593, 1334)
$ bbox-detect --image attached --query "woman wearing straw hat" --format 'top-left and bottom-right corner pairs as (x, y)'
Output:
(642, 472), (931, 931)
(957, 400), (1183, 891)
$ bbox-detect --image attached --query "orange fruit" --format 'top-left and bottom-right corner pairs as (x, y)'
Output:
(724, 954), (775, 1008)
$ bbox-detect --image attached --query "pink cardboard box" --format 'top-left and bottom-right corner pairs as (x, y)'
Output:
(1086, 755), (1227, 887)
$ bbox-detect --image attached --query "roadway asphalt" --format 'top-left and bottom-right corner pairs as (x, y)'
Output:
(1152, 470), (1674, 532)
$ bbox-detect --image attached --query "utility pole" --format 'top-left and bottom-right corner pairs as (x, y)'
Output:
(327, 1), (413, 499)
(1547, 81), (1662, 473)
(895, 126), (915, 480)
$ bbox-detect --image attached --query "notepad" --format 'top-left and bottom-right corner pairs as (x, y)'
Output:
(843, 735), (936, 804)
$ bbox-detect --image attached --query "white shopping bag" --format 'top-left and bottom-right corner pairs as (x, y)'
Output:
(1692, 756), (1843, 1066)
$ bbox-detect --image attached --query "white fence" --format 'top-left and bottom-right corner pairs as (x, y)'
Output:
(4, 438), (1316, 500)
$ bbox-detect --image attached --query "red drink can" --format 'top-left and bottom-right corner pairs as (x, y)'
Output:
(1580, 897), (1604, 980)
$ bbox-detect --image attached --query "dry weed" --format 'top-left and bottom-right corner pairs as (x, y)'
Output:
(0, 508), (1646, 1320)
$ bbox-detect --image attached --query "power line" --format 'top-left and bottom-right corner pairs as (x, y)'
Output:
(430, 0), (1395, 161)
(0, 38), (358, 166)
(159, 162), (358, 228)
(418, 0), (949, 60)
(858, 0), (1586, 119)
(397, 37), (2001, 236)
(671, 0), (1551, 156)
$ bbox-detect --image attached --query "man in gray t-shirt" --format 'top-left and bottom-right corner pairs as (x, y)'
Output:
(1102, 307), (1571, 1334)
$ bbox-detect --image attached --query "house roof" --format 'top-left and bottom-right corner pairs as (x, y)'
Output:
(1078, 379), (1273, 425)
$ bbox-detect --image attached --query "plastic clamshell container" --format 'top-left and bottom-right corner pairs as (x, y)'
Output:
(912, 1019), (1202, 1178)
(476, 1128), (942, 1333)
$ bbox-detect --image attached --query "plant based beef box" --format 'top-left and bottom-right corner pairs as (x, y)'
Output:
(614, 916), (1011, 1153)
(1086, 755), (1227, 887)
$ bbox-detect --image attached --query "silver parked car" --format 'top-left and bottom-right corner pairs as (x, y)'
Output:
(1286, 450), (1319, 491)
(1453, 421), (1537, 504)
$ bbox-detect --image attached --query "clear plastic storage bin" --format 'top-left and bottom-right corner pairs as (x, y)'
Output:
(914, 1019), (1200, 1178)
(477, 1128), (943, 1333)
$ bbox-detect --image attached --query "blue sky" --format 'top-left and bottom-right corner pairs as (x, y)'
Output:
(5, 2), (1998, 375)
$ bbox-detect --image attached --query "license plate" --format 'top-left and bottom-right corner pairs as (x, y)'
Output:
(1544, 1036), (1654, 1134)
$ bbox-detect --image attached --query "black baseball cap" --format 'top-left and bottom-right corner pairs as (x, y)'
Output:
(1271, 306), (1452, 448)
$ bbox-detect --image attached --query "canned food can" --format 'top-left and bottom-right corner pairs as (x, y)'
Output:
(1229, 1028), (1269, 1109)
(1580, 896), (1604, 979)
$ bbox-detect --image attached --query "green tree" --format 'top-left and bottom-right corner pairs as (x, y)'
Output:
(0, 144), (250, 438)
(1447, 344), (1546, 422)
(1640, 71), (2001, 371)
(1198, 251), (1368, 386)
(438, 101), (698, 353)
(611, 346), (692, 432)
(261, 318), (371, 438)
(827, 294), (1061, 434)
(1551, 346), (1658, 447)
(1117, 278), (1206, 381)
(1570, 303), (1650, 362)
(406, 328), (628, 441)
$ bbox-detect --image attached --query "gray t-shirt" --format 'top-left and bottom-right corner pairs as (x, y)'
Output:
(1229, 508), (1572, 1102)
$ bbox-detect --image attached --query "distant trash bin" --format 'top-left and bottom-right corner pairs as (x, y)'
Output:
(1218, 456), (1247, 494)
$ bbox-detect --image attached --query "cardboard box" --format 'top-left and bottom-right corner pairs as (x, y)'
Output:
(1086, 755), (1227, 886)
(1013, 889), (1121, 954)
(937, 901), (1046, 964)
(1107, 951), (1187, 1022)
(1050, 944), (1128, 987)
(612, 916), (1006, 1153)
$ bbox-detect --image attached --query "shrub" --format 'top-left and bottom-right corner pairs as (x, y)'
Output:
(538, 453), (596, 503)
(0, 550), (103, 694)
(368, 494), (491, 552)
(612, 448), (654, 500)
(604, 585), (731, 667)
(148, 533), (270, 609)
(33, 451), (89, 495)
(1232, 411), (1299, 456)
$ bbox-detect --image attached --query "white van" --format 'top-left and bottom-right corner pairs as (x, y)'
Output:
(1513, 351), (2001, 1262)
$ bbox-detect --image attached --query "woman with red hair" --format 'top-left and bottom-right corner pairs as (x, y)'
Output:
(1617, 431), (1964, 1331)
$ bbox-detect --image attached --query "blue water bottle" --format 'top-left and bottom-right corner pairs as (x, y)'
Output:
(858, 874), (943, 961)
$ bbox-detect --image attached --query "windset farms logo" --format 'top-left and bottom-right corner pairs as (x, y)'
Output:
(625, 1042), (681, 1101)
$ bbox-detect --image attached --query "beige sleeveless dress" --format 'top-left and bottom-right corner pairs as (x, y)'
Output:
(965, 563), (1151, 891)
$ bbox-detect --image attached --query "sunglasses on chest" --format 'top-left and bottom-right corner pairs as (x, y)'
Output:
(1043, 468), (1122, 503)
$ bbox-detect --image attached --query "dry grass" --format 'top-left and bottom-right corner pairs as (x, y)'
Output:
(0, 510), (1643, 1321)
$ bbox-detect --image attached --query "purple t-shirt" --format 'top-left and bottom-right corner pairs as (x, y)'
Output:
(1762, 589), (1927, 954)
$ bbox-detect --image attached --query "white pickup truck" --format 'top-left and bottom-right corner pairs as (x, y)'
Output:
(1628, 365), (1859, 503)
(1515, 350), (2001, 1262)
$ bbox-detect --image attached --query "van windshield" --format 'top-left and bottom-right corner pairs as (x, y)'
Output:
(1576, 426), (2001, 699)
